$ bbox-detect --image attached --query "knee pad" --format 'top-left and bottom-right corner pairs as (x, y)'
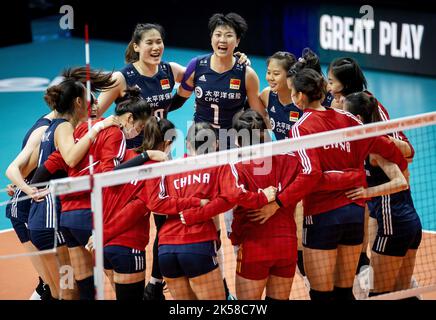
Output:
(76, 276), (95, 300)
(265, 296), (285, 301)
(115, 281), (145, 301)
(333, 286), (355, 300)
(309, 289), (334, 301)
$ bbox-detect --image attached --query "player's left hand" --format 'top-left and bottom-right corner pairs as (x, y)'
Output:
(345, 187), (368, 200)
(246, 201), (280, 224)
(6, 184), (15, 197)
(234, 52), (251, 66)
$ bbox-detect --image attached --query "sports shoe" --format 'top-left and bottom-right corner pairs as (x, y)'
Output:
(144, 281), (166, 300)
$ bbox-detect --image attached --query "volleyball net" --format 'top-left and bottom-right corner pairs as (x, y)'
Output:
(1, 111), (436, 300)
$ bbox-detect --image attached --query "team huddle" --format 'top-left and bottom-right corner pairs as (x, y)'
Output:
(5, 12), (422, 301)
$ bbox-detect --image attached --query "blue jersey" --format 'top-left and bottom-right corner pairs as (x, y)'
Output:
(6, 117), (51, 223)
(193, 54), (247, 130)
(365, 158), (419, 234)
(322, 91), (334, 107)
(119, 62), (175, 148)
(267, 91), (302, 140)
(28, 119), (67, 230)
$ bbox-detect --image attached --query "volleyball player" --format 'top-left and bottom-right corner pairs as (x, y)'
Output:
(327, 57), (415, 278)
(177, 12), (268, 148)
(5, 109), (55, 299)
(247, 68), (408, 301)
(343, 92), (422, 299)
(260, 51), (302, 141)
(102, 117), (211, 300)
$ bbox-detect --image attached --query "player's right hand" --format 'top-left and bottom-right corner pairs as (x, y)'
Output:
(147, 150), (168, 162)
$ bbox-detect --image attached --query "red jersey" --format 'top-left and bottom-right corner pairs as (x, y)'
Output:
(182, 155), (366, 251)
(44, 119), (126, 212)
(367, 90), (415, 159)
(102, 150), (205, 250)
(278, 108), (408, 216)
(151, 164), (269, 246)
(103, 150), (151, 250)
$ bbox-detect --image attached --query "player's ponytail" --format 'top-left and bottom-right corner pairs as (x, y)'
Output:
(232, 110), (269, 147)
(328, 57), (367, 96)
(344, 92), (382, 124)
(61, 67), (116, 92)
(186, 122), (217, 155)
(138, 116), (176, 152)
(115, 86), (151, 121)
(267, 51), (296, 72)
(125, 23), (165, 64)
(44, 79), (85, 115)
(290, 68), (327, 103)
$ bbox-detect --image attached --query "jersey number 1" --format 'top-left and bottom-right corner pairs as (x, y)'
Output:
(211, 104), (220, 128)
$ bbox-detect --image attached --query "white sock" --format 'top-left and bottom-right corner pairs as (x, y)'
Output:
(150, 277), (163, 285)
(217, 245), (225, 279)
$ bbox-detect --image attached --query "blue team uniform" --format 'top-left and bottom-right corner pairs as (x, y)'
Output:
(28, 118), (67, 250)
(267, 91), (302, 140)
(365, 158), (422, 256)
(5, 116), (51, 243)
(118, 62), (175, 148)
(193, 54), (247, 131)
(322, 91), (334, 107)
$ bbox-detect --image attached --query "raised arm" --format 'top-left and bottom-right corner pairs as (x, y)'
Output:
(245, 67), (270, 128)
(96, 72), (126, 118)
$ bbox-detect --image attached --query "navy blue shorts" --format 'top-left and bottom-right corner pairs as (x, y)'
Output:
(29, 229), (66, 250)
(158, 241), (219, 278)
(104, 246), (146, 274)
(60, 209), (92, 231)
(372, 219), (422, 257)
(303, 203), (365, 250)
(61, 227), (92, 248)
(10, 218), (30, 243)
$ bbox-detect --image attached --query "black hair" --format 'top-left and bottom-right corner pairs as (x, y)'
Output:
(344, 92), (381, 124)
(267, 51), (297, 72)
(288, 48), (322, 76)
(208, 13), (248, 39)
(44, 79), (85, 115)
(289, 68), (327, 103)
(115, 86), (151, 121)
(125, 23), (165, 64)
(328, 57), (367, 96)
(186, 122), (217, 154)
(137, 117), (175, 152)
(61, 67), (116, 93)
(232, 110), (269, 147)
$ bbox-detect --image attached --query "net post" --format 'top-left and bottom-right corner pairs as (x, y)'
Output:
(91, 178), (104, 300)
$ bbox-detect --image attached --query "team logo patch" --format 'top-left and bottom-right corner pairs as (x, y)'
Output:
(194, 86), (203, 98)
(289, 111), (300, 122)
(229, 78), (241, 90)
(160, 79), (170, 90)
